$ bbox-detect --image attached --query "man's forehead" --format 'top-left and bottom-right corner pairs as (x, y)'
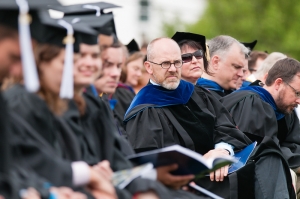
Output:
(151, 40), (180, 59)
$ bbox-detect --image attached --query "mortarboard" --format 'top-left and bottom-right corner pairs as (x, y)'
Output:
(0, 0), (61, 93)
(38, 10), (97, 51)
(49, 2), (120, 17)
(241, 40), (257, 51)
(50, 3), (119, 37)
(0, 0), (61, 40)
(126, 39), (140, 54)
(38, 10), (97, 99)
(63, 14), (114, 45)
(171, 31), (209, 61)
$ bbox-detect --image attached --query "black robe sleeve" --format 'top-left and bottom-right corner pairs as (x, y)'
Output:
(220, 91), (279, 141)
(279, 111), (300, 168)
(194, 86), (252, 150)
(10, 112), (74, 187)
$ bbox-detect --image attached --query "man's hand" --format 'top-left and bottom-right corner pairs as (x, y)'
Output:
(203, 149), (230, 182)
(88, 167), (117, 199)
(135, 191), (159, 199)
(92, 160), (113, 181)
(20, 188), (41, 199)
(157, 164), (194, 190)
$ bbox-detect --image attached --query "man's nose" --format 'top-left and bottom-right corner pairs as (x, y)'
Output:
(111, 65), (121, 77)
(296, 98), (300, 104)
(237, 68), (244, 77)
(168, 63), (177, 72)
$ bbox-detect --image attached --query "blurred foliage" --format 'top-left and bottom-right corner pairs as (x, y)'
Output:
(163, 0), (300, 60)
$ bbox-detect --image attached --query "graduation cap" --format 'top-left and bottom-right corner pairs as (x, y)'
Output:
(241, 40), (257, 51)
(39, 10), (97, 50)
(38, 10), (97, 99)
(126, 39), (140, 54)
(171, 31), (210, 61)
(63, 14), (114, 45)
(56, 2), (118, 38)
(49, 2), (120, 17)
(0, 0), (61, 93)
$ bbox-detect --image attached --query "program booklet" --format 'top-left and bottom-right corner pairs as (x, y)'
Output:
(112, 163), (153, 189)
(127, 145), (236, 178)
(228, 141), (257, 174)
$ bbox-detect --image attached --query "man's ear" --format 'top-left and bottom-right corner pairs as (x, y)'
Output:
(210, 55), (220, 71)
(144, 61), (153, 75)
(273, 78), (283, 91)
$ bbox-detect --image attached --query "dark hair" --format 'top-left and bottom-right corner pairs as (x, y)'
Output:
(34, 44), (68, 115)
(265, 58), (300, 86)
(120, 52), (145, 83)
(248, 51), (268, 72)
(177, 40), (210, 74)
(0, 25), (18, 41)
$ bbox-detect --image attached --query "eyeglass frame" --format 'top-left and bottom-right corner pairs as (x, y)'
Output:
(181, 49), (204, 63)
(283, 80), (300, 98)
(147, 60), (183, 69)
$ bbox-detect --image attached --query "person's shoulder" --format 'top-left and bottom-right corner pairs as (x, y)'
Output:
(115, 84), (135, 97)
(3, 84), (43, 110)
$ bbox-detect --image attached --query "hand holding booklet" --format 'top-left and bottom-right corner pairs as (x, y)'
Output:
(127, 145), (236, 178)
(128, 142), (257, 178)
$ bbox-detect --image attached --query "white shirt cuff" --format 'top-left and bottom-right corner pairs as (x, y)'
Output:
(141, 168), (157, 180)
(215, 142), (235, 156)
(71, 161), (91, 187)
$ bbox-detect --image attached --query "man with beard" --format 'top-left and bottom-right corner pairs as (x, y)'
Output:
(221, 57), (300, 197)
(125, 37), (266, 198)
(197, 35), (249, 99)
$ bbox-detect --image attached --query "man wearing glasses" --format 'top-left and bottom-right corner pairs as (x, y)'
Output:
(124, 37), (259, 198)
(221, 58), (300, 197)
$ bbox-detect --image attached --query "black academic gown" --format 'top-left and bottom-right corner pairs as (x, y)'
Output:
(3, 85), (78, 188)
(65, 90), (210, 199)
(220, 89), (300, 169)
(124, 82), (253, 198)
(220, 90), (298, 198)
(125, 85), (251, 153)
(111, 85), (136, 130)
(101, 85), (136, 139)
(0, 93), (18, 199)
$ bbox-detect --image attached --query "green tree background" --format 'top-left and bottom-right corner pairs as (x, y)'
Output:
(163, 0), (300, 60)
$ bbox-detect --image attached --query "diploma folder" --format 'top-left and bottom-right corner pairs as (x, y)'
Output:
(127, 145), (237, 177)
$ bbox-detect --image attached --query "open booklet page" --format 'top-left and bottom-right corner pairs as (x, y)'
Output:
(112, 163), (153, 189)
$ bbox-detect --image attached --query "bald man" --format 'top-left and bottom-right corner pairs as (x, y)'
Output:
(124, 38), (256, 198)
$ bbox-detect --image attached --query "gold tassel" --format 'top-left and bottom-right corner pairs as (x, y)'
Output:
(205, 44), (210, 62)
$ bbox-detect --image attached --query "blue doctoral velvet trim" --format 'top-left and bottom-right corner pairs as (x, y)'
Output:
(236, 86), (285, 120)
(125, 80), (194, 117)
(89, 84), (98, 97)
(196, 78), (224, 92)
(241, 81), (251, 88)
(109, 99), (117, 110)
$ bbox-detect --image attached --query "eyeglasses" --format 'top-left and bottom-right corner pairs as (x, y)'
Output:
(283, 80), (300, 98)
(181, 50), (204, 63)
(148, 60), (183, 69)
